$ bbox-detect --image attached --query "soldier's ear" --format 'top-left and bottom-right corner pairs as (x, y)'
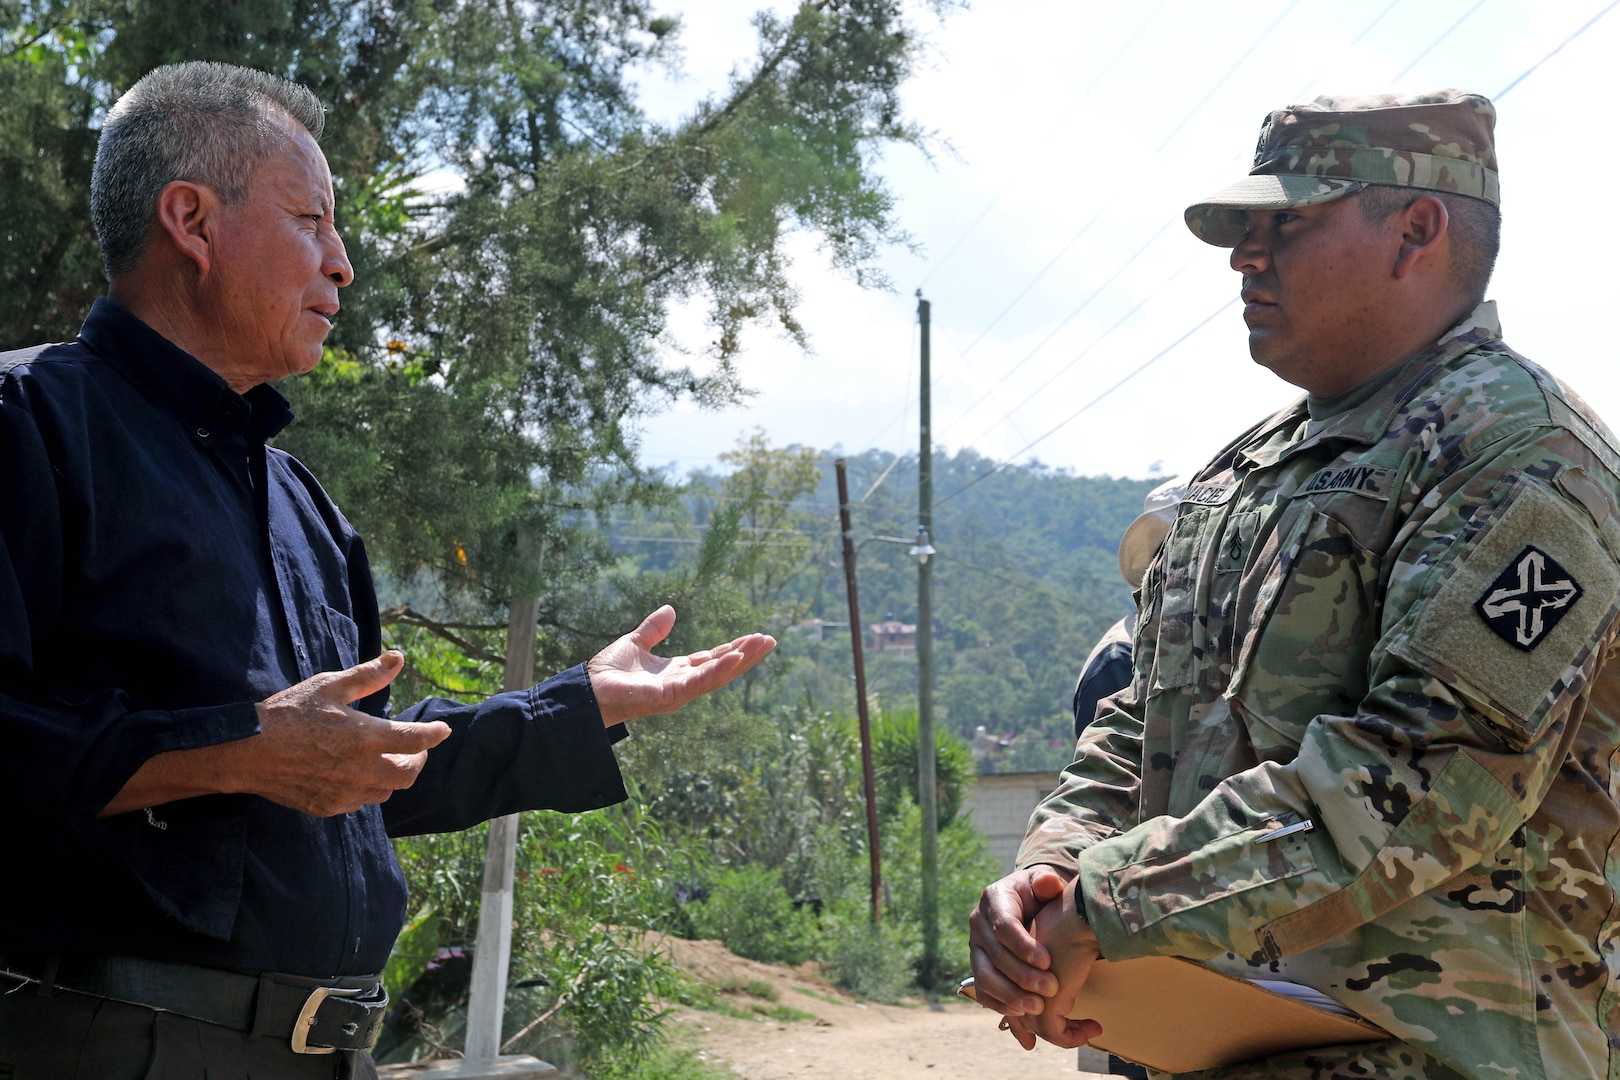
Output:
(1392, 195), (1448, 280)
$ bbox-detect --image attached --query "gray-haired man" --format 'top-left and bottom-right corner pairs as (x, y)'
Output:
(0, 61), (773, 1077)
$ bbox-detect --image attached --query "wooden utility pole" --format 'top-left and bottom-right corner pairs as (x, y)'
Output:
(465, 533), (544, 1060)
(835, 458), (884, 925)
(915, 292), (940, 986)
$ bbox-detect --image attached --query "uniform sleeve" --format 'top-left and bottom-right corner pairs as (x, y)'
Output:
(0, 392), (261, 817)
(380, 664), (628, 836)
(1024, 428), (1620, 966)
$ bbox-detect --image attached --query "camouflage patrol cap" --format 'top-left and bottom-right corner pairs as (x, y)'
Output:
(1185, 89), (1499, 247)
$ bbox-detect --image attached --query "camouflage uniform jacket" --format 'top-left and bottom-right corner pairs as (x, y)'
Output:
(1018, 303), (1620, 1079)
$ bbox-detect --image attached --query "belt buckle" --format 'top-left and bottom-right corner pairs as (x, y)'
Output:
(290, 985), (363, 1054)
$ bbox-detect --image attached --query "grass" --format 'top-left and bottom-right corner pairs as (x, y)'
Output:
(597, 1026), (737, 1080)
(676, 977), (816, 1025)
(753, 1003), (816, 1023)
(793, 986), (844, 1006)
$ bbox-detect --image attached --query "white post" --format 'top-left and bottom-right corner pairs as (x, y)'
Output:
(464, 813), (520, 1059)
(465, 534), (543, 1060)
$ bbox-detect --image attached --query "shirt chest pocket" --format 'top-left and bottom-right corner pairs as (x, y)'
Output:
(1226, 501), (1384, 747)
(1148, 505), (1225, 694)
(321, 604), (362, 670)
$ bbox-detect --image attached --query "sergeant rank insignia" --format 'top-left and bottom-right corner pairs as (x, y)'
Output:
(1475, 545), (1582, 651)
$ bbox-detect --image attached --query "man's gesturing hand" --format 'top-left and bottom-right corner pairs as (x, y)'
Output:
(588, 605), (776, 726)
(98, 652), (451, 818)
(247, 651), (451, 815)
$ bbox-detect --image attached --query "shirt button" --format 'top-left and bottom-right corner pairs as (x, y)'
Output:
(196, 427), (210, 439)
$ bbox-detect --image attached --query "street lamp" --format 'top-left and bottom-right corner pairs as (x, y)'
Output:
(908, 526), (935, 564)
(834, 458), (936, 926)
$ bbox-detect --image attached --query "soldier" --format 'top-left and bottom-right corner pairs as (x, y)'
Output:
(968, 90), (1620, 1078)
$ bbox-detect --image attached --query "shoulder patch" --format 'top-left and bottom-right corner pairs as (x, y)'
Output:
(1295, 464), (1394, 500)
(1474, 546), (1583, 651)
(1393, 474), (1620, 746)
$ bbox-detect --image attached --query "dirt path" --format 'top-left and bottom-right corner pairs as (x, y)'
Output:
(656, 937), (1110, 1080)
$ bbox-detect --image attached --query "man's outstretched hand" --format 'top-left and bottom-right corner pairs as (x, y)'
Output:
(588, 605), (776, 726)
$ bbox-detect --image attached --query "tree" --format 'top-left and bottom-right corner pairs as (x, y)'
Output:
(0, 0), (952, 674)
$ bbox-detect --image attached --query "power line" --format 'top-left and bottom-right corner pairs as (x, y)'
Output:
(1155, 0), (1304, 153)
(922, 0), (1505, 475)
(1351, 0), (1403, 44)
(1293, 0), (1406, 100)
(953, 204), (1109, 360)
(940, 221), (1172, 441)
(959, 254), (1200, 452)
(913, 0), (1171, 289)
(931, 0), (1306, 453)
(937, 298), (1238, 507)
(865, 0), (1604, 494)
(1496, 0), (1620, 99)
(1390, 0), (1488, 84)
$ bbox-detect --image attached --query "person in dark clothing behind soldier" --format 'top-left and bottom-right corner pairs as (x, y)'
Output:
(0, 61), (774, 1079)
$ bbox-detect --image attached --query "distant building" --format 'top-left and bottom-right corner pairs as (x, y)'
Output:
(962, 770), (1061, 874)
(868, 615), (916, 655)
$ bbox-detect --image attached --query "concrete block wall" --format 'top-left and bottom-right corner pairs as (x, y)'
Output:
(962, 771), (1061, 874)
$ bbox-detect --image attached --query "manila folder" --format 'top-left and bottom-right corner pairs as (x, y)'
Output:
(960, 956), (1388, 1073)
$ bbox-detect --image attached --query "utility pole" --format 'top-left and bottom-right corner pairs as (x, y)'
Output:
(465, 532), (543, 1060)
(835, 458), (884, 925)
(915, 291), (940, 987)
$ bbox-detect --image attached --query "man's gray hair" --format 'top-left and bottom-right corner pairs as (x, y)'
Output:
(91, 61), (326, 279)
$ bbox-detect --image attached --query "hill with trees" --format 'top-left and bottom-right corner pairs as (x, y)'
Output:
(614, 437), (1158, 772)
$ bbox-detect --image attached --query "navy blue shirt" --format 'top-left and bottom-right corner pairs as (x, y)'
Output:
(0, 299), (628, 976)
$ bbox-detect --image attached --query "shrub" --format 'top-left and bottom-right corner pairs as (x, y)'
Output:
(683, 863), (818, 966)
(881, 797), (1002, 991)
(819, 902), (920, 1003)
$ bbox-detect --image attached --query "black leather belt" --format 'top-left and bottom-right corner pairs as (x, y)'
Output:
(0, 956), (388, 1054)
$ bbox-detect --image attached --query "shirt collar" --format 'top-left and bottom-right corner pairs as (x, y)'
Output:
(77, 297), (294, 445)
(1235, 300), (1503, 468)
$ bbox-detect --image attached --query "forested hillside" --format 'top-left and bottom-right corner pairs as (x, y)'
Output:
(612, 437), (1159, 772)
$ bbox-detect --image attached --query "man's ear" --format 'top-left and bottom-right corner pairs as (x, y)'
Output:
(153, 180), (219, 277)
(1392, 194), (1448, 279)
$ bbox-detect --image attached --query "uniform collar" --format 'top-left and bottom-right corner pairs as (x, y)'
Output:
(1234, 301), (1502, 469)
(77, 297), (294, 446)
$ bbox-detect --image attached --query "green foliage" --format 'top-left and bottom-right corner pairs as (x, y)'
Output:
(0, 0), (950, 685)
(590, 1027), (736, 1080)
(871, 707), (975, 830)
(684, 864), (818, 967)
(818, 903), (920, 1003)
(0, 0), (110, 345)
(381, 904), (440, 1007)
(887, 803), (997, 990)
(382, 794), (702, 1073)
(881, 798), (1000, 991)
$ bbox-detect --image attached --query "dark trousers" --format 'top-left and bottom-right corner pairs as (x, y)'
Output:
(0, 976), (379, 1080)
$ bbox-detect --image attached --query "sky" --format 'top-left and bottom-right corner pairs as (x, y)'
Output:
(627, 0), (1620, 486)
